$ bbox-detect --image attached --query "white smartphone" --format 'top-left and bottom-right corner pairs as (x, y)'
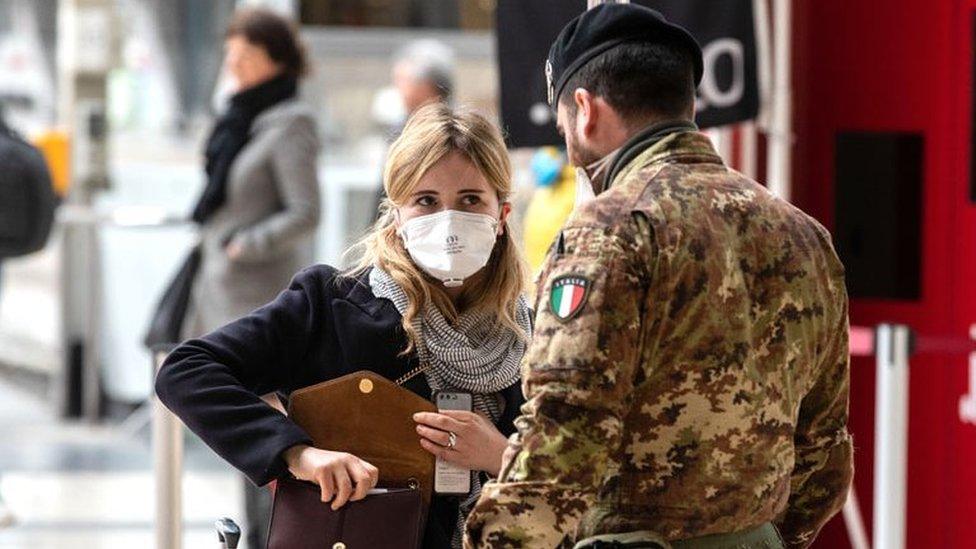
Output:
(434, 391), (473, 494)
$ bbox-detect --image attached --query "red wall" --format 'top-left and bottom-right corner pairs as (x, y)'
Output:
(792, 0), (976, 546)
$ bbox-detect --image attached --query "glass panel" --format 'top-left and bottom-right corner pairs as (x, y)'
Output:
(834, 131), (924, 300)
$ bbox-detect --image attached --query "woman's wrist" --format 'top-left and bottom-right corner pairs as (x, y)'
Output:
(482, 433), (509, 474)
(282, 443), (310, 473)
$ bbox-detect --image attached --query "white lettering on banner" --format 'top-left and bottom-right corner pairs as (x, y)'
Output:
(697, 38), (746, 111)
(961, 326), (976, 425)
(960, 354), (976, 425)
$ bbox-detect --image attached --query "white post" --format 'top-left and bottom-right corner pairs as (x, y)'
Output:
(962, 351), (976, 425)
(713, 126), (734, 167)
(153, 351), (183, 549)
(753, 0), (773, 130)
(56, 0), (115, 420)
(704, 127), (730, 165)
(766, 0), (792, 201)
(739, 121), (758, 179)
(843, 486), (872, 549)
(960, 325), (976, 425)
(873, 324), (910, 549)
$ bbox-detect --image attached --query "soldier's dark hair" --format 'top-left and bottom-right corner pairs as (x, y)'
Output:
(226, 8), (308, 78)
(559, 41), (695, 125)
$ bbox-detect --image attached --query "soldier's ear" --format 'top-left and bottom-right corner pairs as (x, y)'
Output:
(573, 88), (595, 131)
(573, 88), (598, 138)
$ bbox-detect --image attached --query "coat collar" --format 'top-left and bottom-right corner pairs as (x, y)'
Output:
(605, 120), (724, 190)
(337, 268), (398, 319)
(251, 99), (308, 134)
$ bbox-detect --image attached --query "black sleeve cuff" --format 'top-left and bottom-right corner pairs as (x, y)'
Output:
(250, 424), (313, 487)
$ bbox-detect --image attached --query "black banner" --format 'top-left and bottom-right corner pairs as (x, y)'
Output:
(496, 0), (760, 148)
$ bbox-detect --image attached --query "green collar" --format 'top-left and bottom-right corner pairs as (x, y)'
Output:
(603, 119), (699, 188)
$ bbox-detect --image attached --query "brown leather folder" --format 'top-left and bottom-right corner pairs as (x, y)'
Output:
(287, 370), (437, 506)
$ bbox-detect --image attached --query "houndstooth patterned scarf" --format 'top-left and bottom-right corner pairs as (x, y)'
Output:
(369, 266), (531, 548)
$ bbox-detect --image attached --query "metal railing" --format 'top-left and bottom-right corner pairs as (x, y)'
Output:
(871, 325), (911, 549)
(152, 349), (184, 549)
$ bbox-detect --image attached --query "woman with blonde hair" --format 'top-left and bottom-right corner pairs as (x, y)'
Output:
(156, 103), (531, 548)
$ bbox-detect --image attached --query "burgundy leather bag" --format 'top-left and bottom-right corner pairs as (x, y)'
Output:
(267, 477), (424, 549)
(267, 371), (435, 548)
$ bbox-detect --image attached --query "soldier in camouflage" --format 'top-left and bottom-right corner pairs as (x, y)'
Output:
(465, 5), (853, 549)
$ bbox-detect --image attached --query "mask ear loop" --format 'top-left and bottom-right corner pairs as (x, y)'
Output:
(496, 201), (512, 237)
(393, 208), (407, 239)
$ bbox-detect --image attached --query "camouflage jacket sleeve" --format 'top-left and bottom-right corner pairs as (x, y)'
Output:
(465, 218), (651, 548)
(775, 290), (854, 548)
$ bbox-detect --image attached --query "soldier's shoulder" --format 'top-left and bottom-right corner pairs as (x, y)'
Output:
(558, 193), (653, 269)
(798, 209), (835, 244)
(569, 178), (645, 232)
(764, 195), (847, 285)
(772, 196), (839, 248)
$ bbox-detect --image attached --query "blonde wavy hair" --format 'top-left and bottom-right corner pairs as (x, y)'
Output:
(350, 103), (529, 354)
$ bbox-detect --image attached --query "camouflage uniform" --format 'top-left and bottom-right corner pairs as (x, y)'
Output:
(465, 129), (853, 548)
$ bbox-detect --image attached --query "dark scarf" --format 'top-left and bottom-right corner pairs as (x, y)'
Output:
(191, 73), (298, 223)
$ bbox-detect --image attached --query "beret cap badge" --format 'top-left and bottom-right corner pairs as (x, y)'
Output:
(545, 59), (554, 106)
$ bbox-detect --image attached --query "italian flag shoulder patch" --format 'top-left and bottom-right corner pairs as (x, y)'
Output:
(549, 275), (591, 322)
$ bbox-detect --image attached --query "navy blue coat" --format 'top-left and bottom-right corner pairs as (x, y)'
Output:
(155, 265), (525, 548)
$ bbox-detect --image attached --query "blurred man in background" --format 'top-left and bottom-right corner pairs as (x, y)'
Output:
(373, 39), (455, 213)
(371, 38), (456, 139)
(391, 38), (455, 115)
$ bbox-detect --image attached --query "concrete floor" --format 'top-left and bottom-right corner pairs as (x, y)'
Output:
(0, 376), (250, 548)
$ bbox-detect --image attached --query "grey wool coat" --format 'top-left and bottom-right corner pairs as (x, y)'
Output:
(188, 99), (321, 336)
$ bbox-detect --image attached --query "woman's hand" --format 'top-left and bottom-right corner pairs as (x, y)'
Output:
(282, 445), (379, 510)
(414, 410), (509, 474)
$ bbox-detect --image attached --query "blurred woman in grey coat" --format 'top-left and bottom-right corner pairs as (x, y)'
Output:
(188, 8), (320, 337)
(186, 9), (320, 546)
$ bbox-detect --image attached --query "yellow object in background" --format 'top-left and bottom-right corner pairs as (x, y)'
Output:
(33, 130), (71, 197)
(523, 163), (576, 275)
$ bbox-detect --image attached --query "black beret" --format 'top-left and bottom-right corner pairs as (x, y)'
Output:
(546, 3), (704, 106)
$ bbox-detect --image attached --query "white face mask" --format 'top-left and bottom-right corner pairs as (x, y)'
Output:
(573, 148), (617, 211)
(398, 210), (500, 288)
(574, 167), (597, 210)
